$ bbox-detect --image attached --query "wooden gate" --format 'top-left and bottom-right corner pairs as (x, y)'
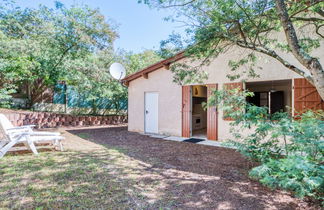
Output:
(294, 78), (324, 114)
(182, 86), (191, 137)
(207, 84), (218, 140)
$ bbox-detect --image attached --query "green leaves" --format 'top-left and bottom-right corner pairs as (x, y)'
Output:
(211, 87), (324, 202)
(0, 84), (16, 107)
(0, 1), (162, 111)
(170, 63), (208, 85)
(249, 156), (324, 200)
(0, 1), (118, 107)
(144, 0), (323, 96)
(291, 111), (324, 162)
(241, 108), (323, 201)
(124, 50), (162, 74)
(64, 49), (161, 115)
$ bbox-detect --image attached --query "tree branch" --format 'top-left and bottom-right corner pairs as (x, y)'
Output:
(235, 41), (314, 84)
(291, 17), (324, 22)
(289, 0), (324, 18)
(51, 44), (76, 73)
(316, 9), (324, 18)
(275, 0), (318, 69)
(236, 21), (247, 44)
(315, 24), (324, 38)
(160, 0), (197, 8)
(276, 0), (324, 101)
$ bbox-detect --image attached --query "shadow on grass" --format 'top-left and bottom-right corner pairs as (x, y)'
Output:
(0, 149), (157, 209)
(0, 125), (316, 209)
(62, 126), (315, 210)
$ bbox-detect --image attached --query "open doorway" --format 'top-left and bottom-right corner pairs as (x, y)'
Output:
(246, 80), (292, 114)
(191, 85), (208, 138)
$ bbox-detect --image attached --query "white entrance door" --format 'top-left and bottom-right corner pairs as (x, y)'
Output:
(145, 92), (158, 134)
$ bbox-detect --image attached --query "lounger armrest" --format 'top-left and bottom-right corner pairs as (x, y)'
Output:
(7, 126), (34, 131)
(6, 128), (29, 135)
(21, 131), (62, 136)
(30, 132), (61, 136)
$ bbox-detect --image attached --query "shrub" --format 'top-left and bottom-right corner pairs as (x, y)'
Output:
(234, 110), (324, 203)
(249, 156), (324, 202)
(0, 84), (15, 108)
(291, 111), (324, 163)
(210, 88), (324, 204)
(228, 105), (285, 163)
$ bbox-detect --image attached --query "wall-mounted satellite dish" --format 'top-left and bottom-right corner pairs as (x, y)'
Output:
(109, 63), (126, 80)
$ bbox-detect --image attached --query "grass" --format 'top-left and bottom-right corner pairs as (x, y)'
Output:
(0, 147), (165, 209)
(1, 127), (315, 209)
(75, 133), (91, 139)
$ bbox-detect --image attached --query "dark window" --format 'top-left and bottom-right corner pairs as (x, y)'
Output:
(247, 91), (285, 114)
(247, 92), (269, 108)
(270, 91), (284, 114)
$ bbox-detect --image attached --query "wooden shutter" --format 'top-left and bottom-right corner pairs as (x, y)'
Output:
(223, 82), (244, 121)
(294, 78), (324, 114)
(182, 86), (191, 137)
(207, 84), (218, 140)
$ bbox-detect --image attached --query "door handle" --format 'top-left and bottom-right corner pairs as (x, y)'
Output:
(145, 110), (149, 114)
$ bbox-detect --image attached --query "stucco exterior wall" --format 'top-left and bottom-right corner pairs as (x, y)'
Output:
(128, 68), (182, 136)
(127, 41), (324, 140)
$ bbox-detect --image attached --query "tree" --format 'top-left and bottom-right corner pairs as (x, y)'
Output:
(123, 49), (163, 74)
(62, 49), (161, 115)
(0, 30), (37, 106)
(141, 0), (324, 100)
(0, 1), (117, 106)
(0, 1), (162, 113)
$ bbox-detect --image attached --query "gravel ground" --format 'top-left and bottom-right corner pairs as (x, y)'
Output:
(66, 125), (318, 210)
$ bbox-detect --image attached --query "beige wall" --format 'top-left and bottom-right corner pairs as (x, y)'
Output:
(127, 41), (324, 140)
(128, 68), (183, 136)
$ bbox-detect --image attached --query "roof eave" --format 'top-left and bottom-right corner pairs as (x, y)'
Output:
(121, 51), (186, 85)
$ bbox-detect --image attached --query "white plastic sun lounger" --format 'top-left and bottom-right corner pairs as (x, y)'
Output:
(0, 114), (64, 158)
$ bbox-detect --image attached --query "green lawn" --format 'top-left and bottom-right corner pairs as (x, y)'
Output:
(0, 148), (161, 209)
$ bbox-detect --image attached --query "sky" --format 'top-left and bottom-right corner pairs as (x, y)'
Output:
(16, 0), (185, 53)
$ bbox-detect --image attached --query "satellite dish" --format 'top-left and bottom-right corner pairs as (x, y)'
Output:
(109, 63), (126, 80)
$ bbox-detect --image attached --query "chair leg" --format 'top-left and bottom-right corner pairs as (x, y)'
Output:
(0, 141), (16, 158)
(53, 140), (58, 150)
(27, 140), (38, 155)
(59, 140), (64, 151)
(23, 142), (32, 152)
(53, 140), (63, 151)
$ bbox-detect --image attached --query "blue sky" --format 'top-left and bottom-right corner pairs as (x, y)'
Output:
(16, 0), (185, 53)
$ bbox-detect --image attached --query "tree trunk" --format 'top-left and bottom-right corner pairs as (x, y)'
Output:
(309, 59), (324, 100)
(275, 0), (324, 100)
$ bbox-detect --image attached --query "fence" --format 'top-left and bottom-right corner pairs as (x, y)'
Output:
(53, 84), (127, 110)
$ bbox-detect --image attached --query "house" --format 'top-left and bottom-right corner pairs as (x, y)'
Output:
(122, 46), (324, 141)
